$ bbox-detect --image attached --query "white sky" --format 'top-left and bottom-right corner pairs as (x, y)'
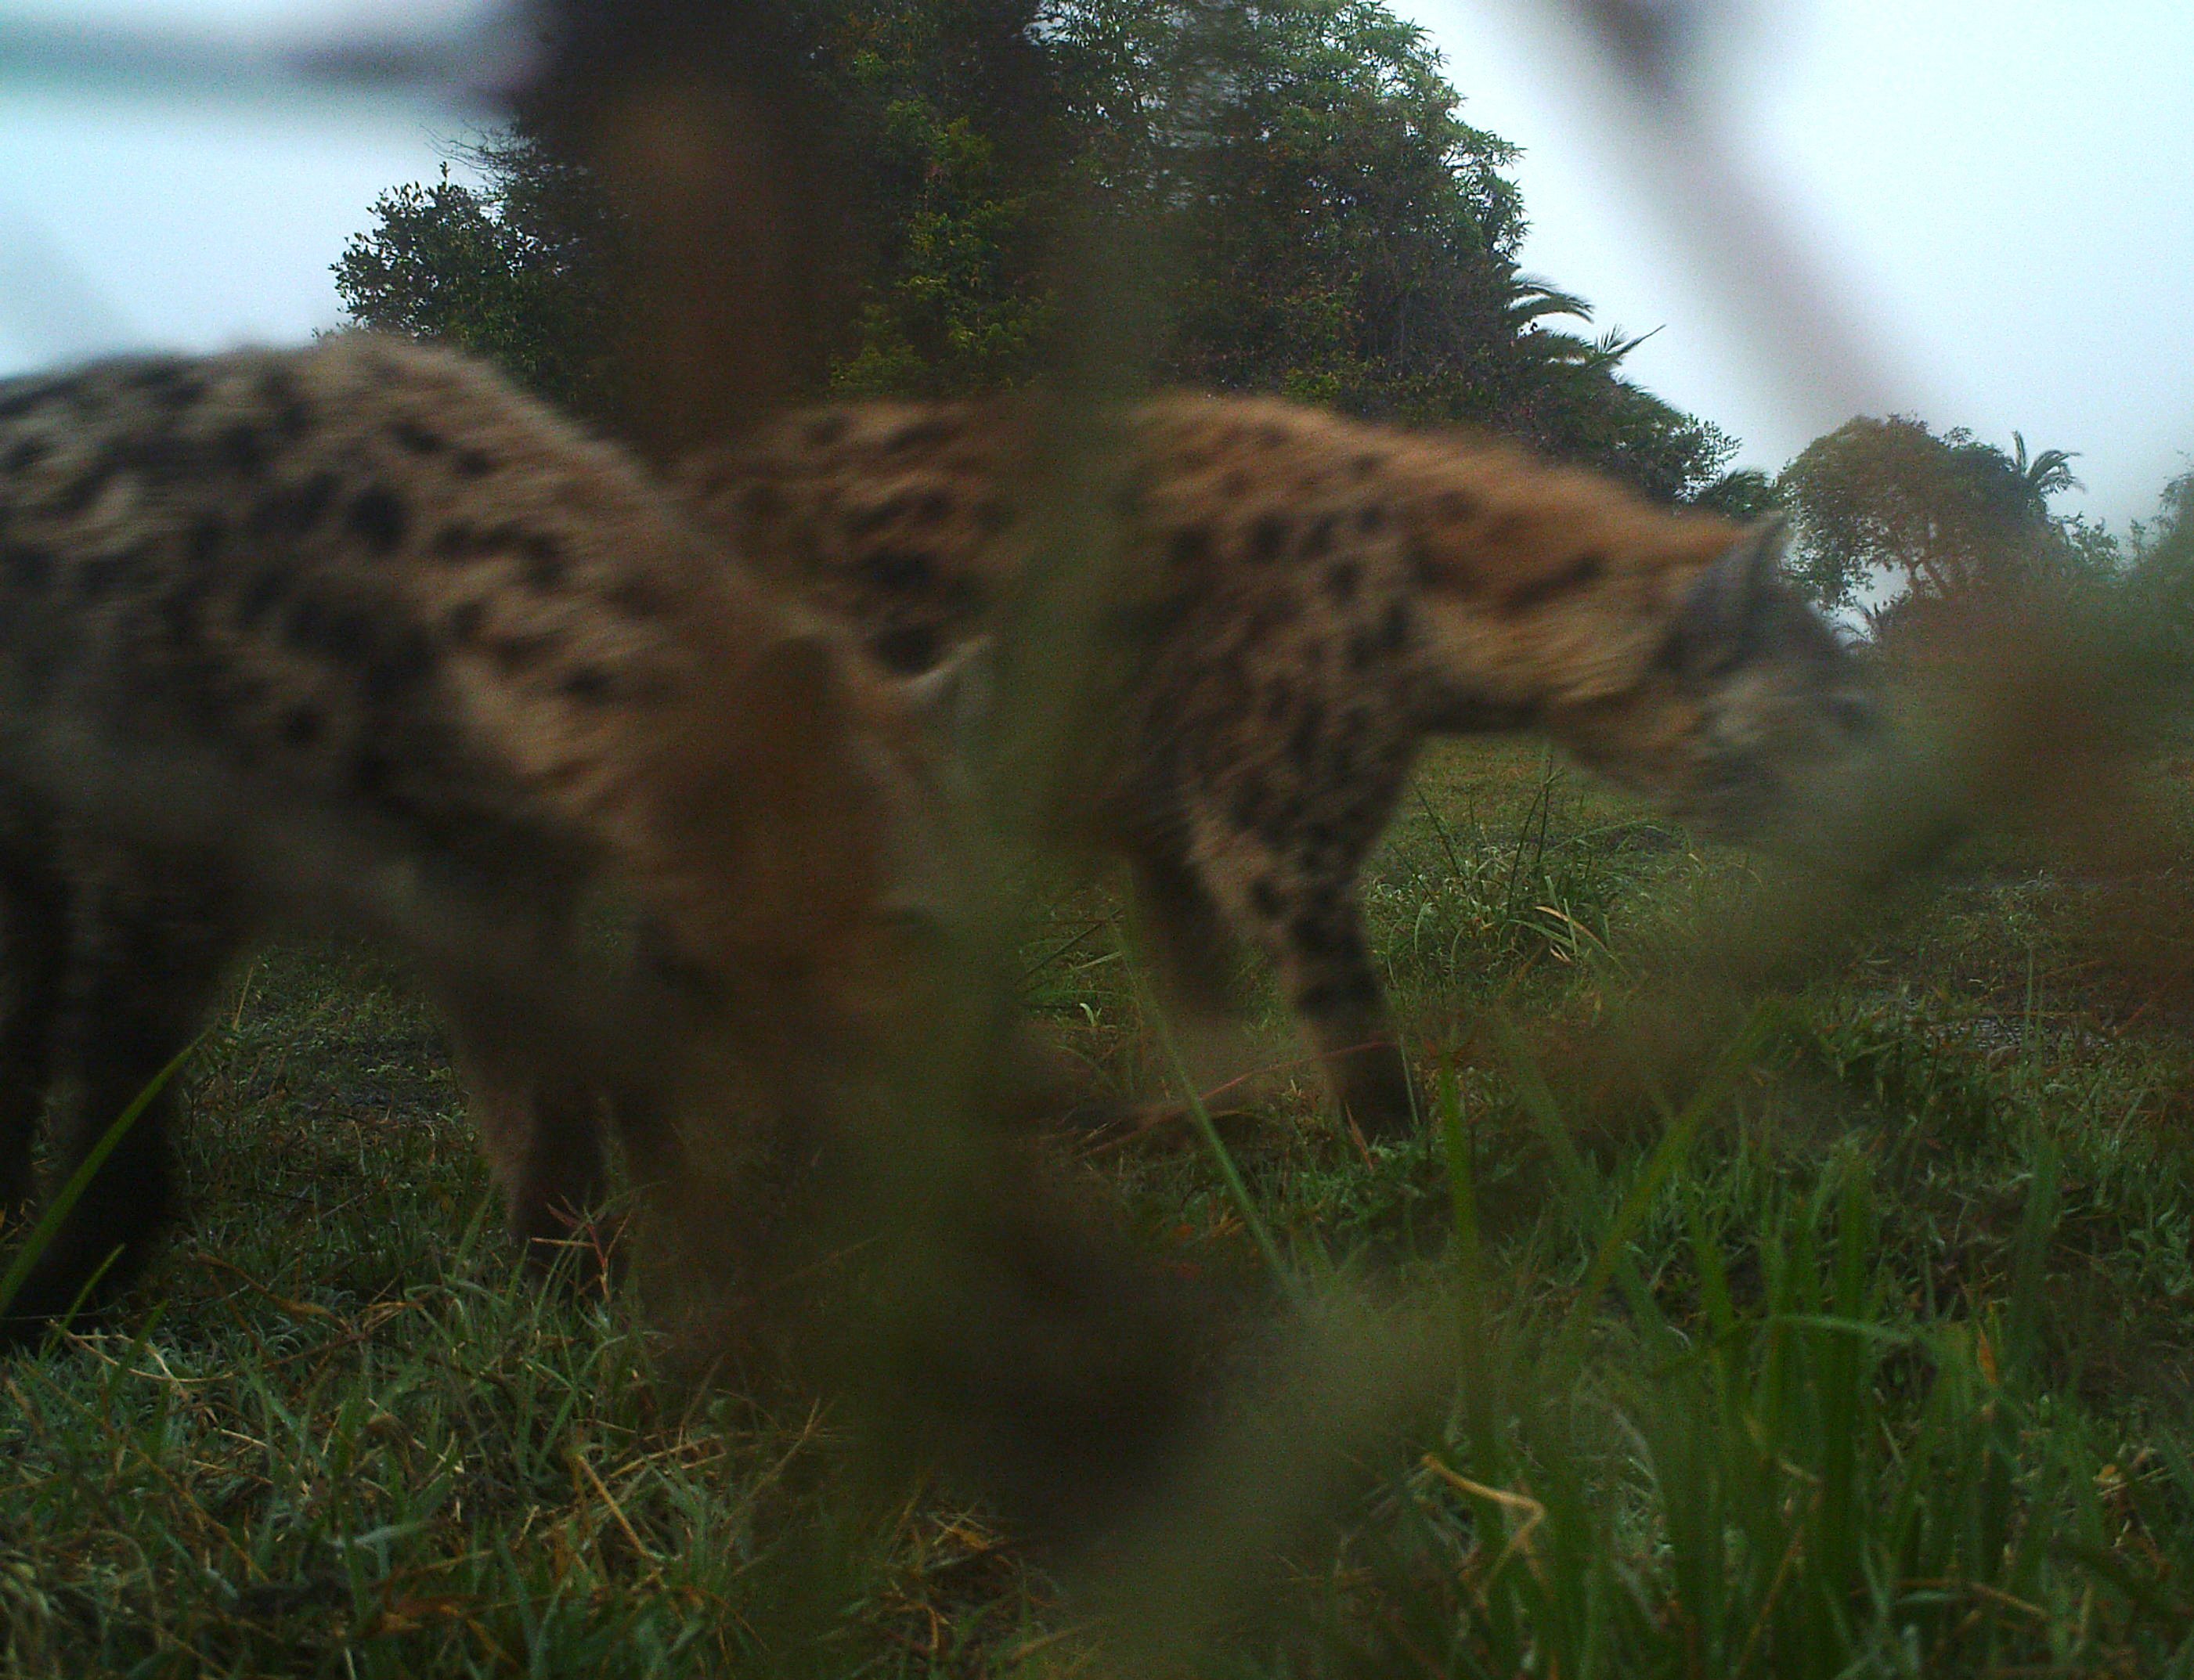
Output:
(0, 0), (2187, 527)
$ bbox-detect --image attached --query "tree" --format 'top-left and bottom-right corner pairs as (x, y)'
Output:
(334, 0), (1735, 499)
(334, 136), (617, 416)
(1774, 415), (2105, 612)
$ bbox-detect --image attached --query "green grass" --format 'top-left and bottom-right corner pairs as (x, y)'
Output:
(8, 739), (2194, 1675)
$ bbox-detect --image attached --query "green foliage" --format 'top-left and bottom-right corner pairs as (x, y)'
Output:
(333, 138), (617, 416)
(1775, 413), (2113, 611)
(333, 0), (1734, 499)
(1692, 463), (1784, 522)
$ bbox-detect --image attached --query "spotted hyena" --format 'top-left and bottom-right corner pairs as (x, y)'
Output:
(0, 336), (962, 1339)
(681, 394), (1875, 1139)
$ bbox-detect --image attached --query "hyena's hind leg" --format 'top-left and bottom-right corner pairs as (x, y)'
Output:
(0, 813), (75, 1219)
(1189, 817), (1417, 1143)
(1, 857), (242, 1339)
(434, 958), (613, 1288)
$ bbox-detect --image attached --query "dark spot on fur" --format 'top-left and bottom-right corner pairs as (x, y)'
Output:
(364, 631), (435, 703)
(1379, 600), (1413, 653)
(453, 447), (494, 479)
(346, 485), (408, 554)
(5, 436), (47, 473)
(1245, 596), (1298, 639)
(604, 579), (663, 618)
(973, 496), (1012, 533)
(861, 549), (936, 592)
(805, 413), (849, 448)
(1262, 677), (1295, 723)
(1290, 914), (1345, 961)
(0, 380), (67, 422)
(1247, 514), (1290, 564)
(257, 370), (312, 439)
(128, 362), (204, 409)
(388, 420), (443, 455)
(280, 705), (323, 748)
(218, 423), (268, 477)
(1258, 423), (1290, 449)
(1504, 551), (1606, 613)
(915, 490), (954, 525)
(740, 482), (785, 523)
(561, 666), (615, 703)
(874, 625), (940, 672)
(2, 544), (52, 593)
(489, 631), (561, 672)
(1303, 514), (1338, 560)
(1221, 470), (1250, 499)
(1325, 560), (1360, 603)
(1350, 452), (1383, 478)
(1347, 628), (1383, 673)
(281, 595), (329, 651)
(848, 495), (912, 536)
(887, 417), (953, 453)
(1167, 525), (1212, 570)
(74, 553), (128, 602)
(1249, 878), (1284, 919)
(55, 450), (121, 517)
(118, 429), (200, 482)
(1288, 701), (1325, 766)
(520, 533), (567, 592)
(1434, 489), (1477, 523)
(446, 600), (485, 642)
(352, 747), (394, 797)
(1355, 505), (1387, 534)
(1297, 972), (1380, 1018)
(236, 565), (289, 626)
(1406, 539), (1448, 587)
(183, 514), (222, 572)
(431, 521), (477, 560)
(249, 471), (338, 538)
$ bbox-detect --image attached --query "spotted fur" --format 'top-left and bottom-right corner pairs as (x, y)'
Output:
(683, 393), (1872, 1138)
(0, 336), (958, 1336)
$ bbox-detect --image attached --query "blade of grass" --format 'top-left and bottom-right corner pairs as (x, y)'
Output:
(0, 1036), (198, 1321)
(1149, 1011), (1293, 1293)
(1541, 1001), (1782, 1382)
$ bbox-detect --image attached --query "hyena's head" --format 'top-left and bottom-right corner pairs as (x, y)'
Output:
(1564, 520), (1878, 845)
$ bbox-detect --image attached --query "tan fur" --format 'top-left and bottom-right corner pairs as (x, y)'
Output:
(0, 337), (955, 1332)
(681, 392), (1868, 1137)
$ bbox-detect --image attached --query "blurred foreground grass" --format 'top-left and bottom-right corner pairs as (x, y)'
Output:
(5, 738), (2194, 1675)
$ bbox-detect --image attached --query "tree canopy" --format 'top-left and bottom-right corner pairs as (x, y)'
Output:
(1773, 414), (2112, 613)
(336, 0), (1737, 501)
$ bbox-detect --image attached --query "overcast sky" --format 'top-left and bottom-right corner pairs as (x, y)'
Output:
(0, 0), (2186, 527)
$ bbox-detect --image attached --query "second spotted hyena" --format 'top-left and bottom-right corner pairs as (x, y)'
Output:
(682, 395), (1875, 1140)
(0, 335), (961, 1338)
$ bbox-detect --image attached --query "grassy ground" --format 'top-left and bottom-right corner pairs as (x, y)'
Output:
(6, 738), (2194, 1675)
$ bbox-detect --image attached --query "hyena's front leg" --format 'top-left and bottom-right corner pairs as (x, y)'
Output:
(2, 860), (240, 1340)
(1191, 817), (1416, 1143)
(0, 817), (74, 1217)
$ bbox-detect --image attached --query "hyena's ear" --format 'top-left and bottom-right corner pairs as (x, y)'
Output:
(1669, 516), (1790, 680)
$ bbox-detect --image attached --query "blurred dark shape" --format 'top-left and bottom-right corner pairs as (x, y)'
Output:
(519, 0), (1060, 457)
(510, 0), (1224, 1546)
(1576, 0), (1702, 89)
(518, 2), (832, 454)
